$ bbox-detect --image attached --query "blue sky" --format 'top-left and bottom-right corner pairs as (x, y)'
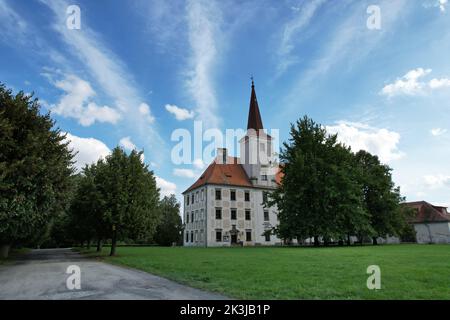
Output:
(1, 0), (450, 206)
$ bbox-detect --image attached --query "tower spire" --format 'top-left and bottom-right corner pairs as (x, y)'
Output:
(247, 77), (264, 131)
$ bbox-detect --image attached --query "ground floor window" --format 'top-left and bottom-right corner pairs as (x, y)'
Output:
(186, 232), (189, 243)
(190, 231), (194, 242)
(265, 233), (271, 242)
(246, 230), (252, 241)
(216, 230), (222, 242)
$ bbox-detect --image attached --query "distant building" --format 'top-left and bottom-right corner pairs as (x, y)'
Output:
(182, 81), (282, 247)
(404, 201), (450, 244)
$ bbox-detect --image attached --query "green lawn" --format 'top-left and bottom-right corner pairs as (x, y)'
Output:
(79, 244), (450, 299)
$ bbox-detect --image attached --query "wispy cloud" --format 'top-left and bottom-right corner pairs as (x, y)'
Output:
(0, 0), (27, 43)
(41, 0), (162, 147)
(185, 0), (223, 128)
(276, 0), (326, 76)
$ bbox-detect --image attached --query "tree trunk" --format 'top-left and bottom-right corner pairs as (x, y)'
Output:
(96, 239), (102, 252)
(0, 244), (11, 259)
(110, 231), (117, 256)
(372, 237), (378, 245)
(313, 236), (320, 246)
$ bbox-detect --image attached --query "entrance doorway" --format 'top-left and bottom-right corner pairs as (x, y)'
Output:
(231, 234), (237, 244)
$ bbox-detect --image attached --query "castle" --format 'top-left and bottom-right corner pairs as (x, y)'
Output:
(182, 81), (282, 246)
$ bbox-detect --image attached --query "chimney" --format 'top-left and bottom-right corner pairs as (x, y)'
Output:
(217, 148), (227, 164)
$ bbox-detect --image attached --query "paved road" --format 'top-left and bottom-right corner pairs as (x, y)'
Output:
(0, 248), (227, 300)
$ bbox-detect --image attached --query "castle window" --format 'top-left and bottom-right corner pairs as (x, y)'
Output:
(191, 212), (194, 222)
(186, 232), (189, 243)
(231, 209), (237, 220)
(186, 213), (189, 223)
(201, 189), (204, 201)
(246, 230), (252, 241)
(264, 210), (269, 222)
(215, 189), (222, 200)
(265, 233), (271, 242)
(216, 208), (222, 219)
(191, 194), (194, 203)
(244, 191), (250, 202)
(263, 191), (268, 203)
(230, 190), (236, 201)
(186, 195), (190, 206)
(196, 191), (199, 202)
(245, 210), (251, 220)
(190, 231), (194, 242)
(261, 174), (268, 181)
(216, 230), (222, 242)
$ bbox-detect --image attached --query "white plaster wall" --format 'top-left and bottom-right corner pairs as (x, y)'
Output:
(414, 223), (450, 244)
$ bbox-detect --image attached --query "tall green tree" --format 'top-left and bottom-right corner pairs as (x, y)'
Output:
(0, 84), (74, 257)
(268, 116), (371, 244)
(354, 150), (406, 244)
(154, 195), (182, 246)
(97, 147), (161, 255)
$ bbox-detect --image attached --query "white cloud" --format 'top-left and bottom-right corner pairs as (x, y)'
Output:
(428, 77), (450, 89)
(155, 176), (177, 197)
(423, 174), (450, 189)
(186, 0), (222, 128)
(439, 0), (448, 11)
(431, 128), (448, 136)
(381, 68), (432, 97)
(326, 121), (404, 163)
(138, 102), (155, 123)
(41, 0), (161, 145)
(165, 104), (195, 121)
(64, 132), (110, 171)
(173, 168), (196, 178)
(193, 158), (205, 169)
(119, 136), (137, 151)
(381, 68), (450, 97)
(277, 0), (325, 75)
(51, 74), (121, 126)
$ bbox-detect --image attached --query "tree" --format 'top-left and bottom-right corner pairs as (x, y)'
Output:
(268, 116), (371, 245)
(354, 150), (406, 244)
(0, 84), (74, 258)
(96, 147), (161, 256)
(154, 195), (182, 246)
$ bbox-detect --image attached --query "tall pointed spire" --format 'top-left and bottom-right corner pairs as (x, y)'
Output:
(247, 78), (264, 131)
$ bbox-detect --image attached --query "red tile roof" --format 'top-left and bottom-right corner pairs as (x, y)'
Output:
(183, 157), (253, 194)
(403, 201), (450, 223)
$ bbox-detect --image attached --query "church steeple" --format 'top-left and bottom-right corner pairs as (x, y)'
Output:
(247, 78), (264, 131)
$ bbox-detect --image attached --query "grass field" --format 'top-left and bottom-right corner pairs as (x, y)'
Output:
(80, 244), (450, 299)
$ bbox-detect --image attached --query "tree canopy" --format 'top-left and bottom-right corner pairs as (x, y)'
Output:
(0, 84), (74, 257)
(268, 116), (408, 245)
